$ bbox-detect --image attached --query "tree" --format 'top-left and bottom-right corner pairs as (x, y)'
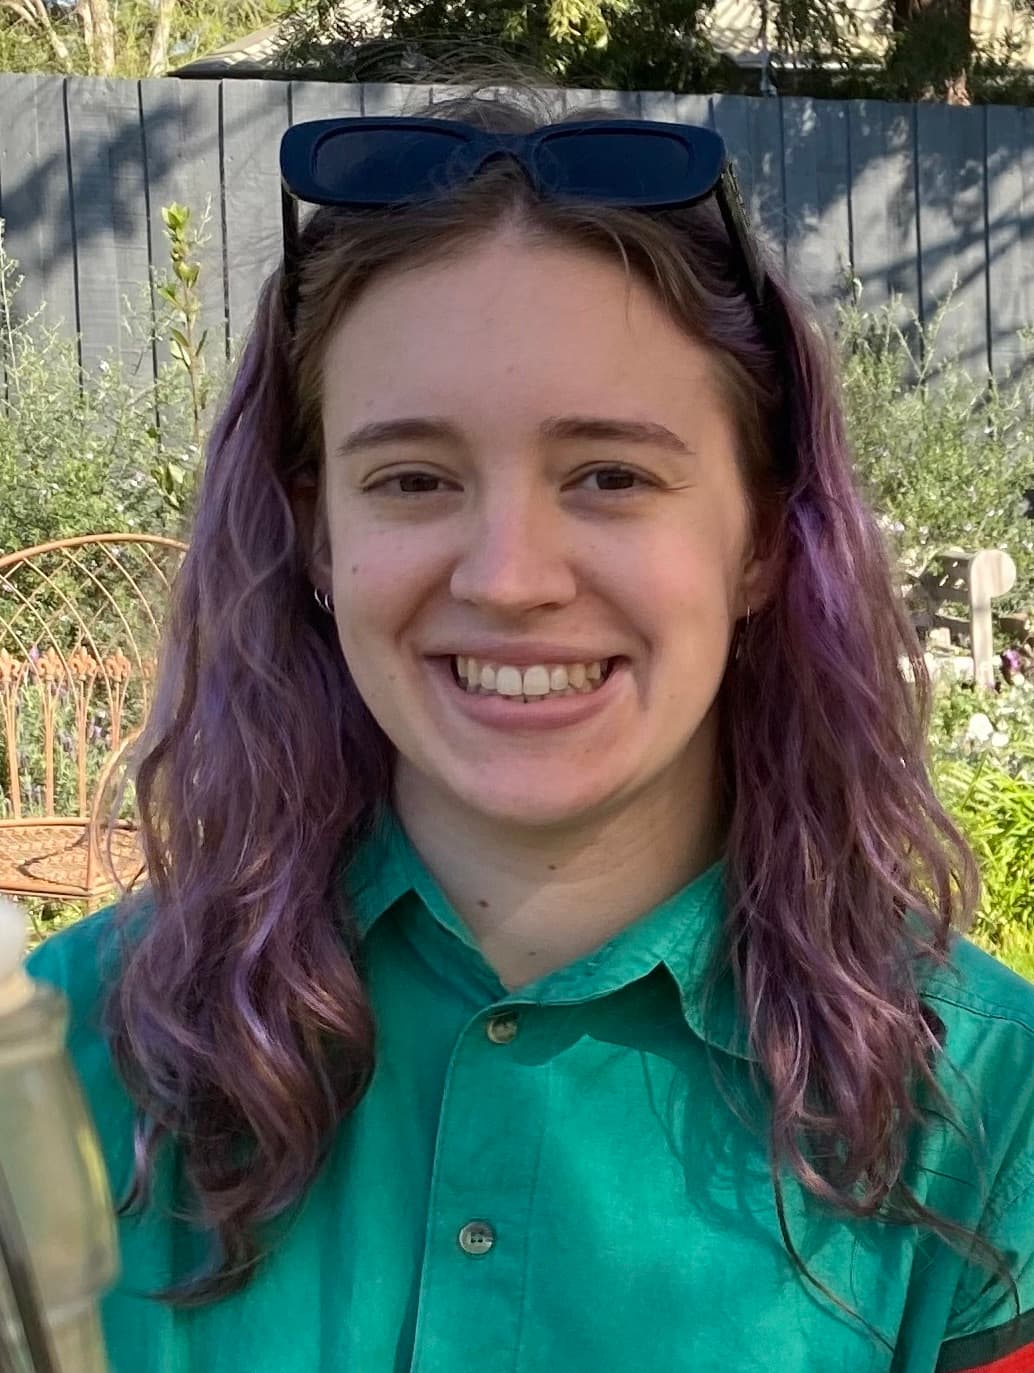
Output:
(883, 0), (974, 102)
(0, 0), (73, 69)
(0, 0), (293, 76)
(275, 0), (1034, 105)
(276, 0), (737, 92)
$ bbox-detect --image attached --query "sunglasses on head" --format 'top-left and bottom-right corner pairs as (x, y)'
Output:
(278, 115), (768, 327)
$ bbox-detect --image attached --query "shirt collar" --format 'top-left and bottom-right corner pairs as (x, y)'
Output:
(339, 804), (757, 1063)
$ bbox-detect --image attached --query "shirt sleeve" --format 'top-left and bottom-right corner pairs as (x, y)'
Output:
(935, 1153), (1034, 1373)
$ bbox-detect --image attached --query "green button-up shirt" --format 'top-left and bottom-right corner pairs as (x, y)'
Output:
(24, 806), (1034, 1373)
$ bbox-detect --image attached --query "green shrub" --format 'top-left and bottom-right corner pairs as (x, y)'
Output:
(840, 288), (1034, 615)
(0, 215), (224, 558)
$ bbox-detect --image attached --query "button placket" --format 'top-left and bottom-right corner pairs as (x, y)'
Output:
(409, 1008), (545, 1373)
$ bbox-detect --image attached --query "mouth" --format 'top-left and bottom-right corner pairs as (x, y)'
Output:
(425, 654), (631, 732)
(447, 654), (621, 701)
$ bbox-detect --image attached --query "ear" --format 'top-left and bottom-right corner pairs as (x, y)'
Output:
(289, 468), (333, 592)
(736, 533), (784, 620)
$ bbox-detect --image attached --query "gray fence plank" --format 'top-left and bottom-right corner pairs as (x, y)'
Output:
(289, 79), (362, 124)
(847, 101), (920, 338)
(781, 97), (851, 319)
(64, 76), (118, 374)
(671, 94), (714, 128)
(0, 75), (77, 340)
(65, 77), (151, 376)
(140, 77), (226, 370)
(639, 90), (675, 122)
(712, 94), (785, 269)
(561, 88), (642, 116)
(106, 79), (153, 377)
(220, 79), (291, 342)
(362, 83), (427, 116)
(986, 103), (1034, 380)
(916, 102), (989, 378)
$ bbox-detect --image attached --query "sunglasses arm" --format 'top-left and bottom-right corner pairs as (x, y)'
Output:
(714, 166), (767, 311)
(281, 185), (301, 329)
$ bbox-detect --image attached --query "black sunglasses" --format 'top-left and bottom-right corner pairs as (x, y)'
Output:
(278, 116), (768, 327)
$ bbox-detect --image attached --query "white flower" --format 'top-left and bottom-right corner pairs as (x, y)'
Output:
(965, 712), (995, 744)
(991, 731), (1010, 748)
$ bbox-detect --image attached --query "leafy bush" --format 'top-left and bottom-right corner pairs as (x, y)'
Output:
(840, 287), (1034, 615)
(0, 225), (220, 558)
(928, 677), (1034, 980)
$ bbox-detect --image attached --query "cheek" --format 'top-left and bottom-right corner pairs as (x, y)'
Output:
(331, 523), (437, 640)
(635, 524), (742, 632)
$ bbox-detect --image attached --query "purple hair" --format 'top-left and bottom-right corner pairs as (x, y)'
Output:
(100, 85), (1017, 1342)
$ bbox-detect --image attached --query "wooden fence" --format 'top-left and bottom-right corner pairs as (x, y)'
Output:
(3, 74), (1034, 383)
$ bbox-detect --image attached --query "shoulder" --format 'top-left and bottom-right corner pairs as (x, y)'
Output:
(921, 931), (1034, 1049)
(918, 933), (1034, 1180)
(920, 932), (1034, 1091)
(914, 942), (1034, 1360)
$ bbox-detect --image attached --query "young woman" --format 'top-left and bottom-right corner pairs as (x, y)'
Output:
(27, 84), (1034, 1373)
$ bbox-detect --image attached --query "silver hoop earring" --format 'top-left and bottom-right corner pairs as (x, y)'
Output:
(313, 585), (334, 615)
(734, 605), (752, 663)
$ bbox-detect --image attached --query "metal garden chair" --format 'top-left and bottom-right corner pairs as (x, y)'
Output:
(0, 533), (188, 915)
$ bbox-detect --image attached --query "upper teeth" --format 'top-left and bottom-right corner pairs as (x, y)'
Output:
(455, 656), (608, 696)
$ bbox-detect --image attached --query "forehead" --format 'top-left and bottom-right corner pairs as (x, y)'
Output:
(319, 230), (728, 426)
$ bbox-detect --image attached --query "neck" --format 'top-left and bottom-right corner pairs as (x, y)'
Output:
(391, 742), (725, 992)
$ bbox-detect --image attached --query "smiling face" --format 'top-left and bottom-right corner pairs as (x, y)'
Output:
(311, 228), (768, 834)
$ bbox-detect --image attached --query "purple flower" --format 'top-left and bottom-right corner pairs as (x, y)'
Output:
(1002, 648), (1024, 673)
(28, 645), (39, 663)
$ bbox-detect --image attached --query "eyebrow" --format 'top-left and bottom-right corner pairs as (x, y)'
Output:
(332, 415), (697, 461)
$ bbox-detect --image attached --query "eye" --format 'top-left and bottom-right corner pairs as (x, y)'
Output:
(395, 473), (445, 494)
(364, 472), (456, 495)
(576, 465), (653, 492)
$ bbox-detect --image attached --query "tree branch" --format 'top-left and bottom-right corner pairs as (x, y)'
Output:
(146, 0), (175, 75)
(0, 0), (74, 69)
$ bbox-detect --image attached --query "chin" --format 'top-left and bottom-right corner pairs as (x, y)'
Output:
(450, 775), (622, 831)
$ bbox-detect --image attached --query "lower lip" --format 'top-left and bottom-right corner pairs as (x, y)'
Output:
(426, 657), (630, 732)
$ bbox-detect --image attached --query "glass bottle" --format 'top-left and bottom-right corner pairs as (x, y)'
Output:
(0, 896), (118, 1372)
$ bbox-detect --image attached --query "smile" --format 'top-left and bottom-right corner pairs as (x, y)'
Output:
(452, 654), (617, 702)
(426, 655), (630, 733)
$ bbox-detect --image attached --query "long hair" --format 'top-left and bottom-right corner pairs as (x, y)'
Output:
(102, 78), (1017, 1338)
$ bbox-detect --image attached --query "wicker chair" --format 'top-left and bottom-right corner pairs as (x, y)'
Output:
(0, 534), (188, 915)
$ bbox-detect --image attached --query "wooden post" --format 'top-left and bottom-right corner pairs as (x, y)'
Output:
(969, 549), (1016, 688)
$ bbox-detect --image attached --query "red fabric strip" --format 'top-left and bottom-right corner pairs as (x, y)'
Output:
(958, 1339), (1034, 1373)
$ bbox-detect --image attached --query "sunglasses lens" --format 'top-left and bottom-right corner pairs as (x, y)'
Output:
(536, 129), (715, 205)
(311, 127), (469, 202)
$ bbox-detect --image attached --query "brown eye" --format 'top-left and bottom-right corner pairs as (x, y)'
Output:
(580, 466), (651, 492)
(396, 474), (442, 493)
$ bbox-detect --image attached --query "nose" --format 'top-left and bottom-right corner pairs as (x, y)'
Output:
(449, 488), (578, 614)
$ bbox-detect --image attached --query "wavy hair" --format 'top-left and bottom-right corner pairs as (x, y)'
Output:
(101, 77), (1018, 1342)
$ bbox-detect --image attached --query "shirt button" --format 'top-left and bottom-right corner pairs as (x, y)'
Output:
(485, 1012), (519, 1044)
(458, 1220), (496, 1256)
